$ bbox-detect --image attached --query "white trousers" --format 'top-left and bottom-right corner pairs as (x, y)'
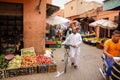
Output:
(69, 47), (80, 66)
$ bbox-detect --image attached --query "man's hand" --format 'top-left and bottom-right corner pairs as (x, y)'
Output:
(62, 44), (64, 46)
(107, 54), (113, 59)
(72, 45), (77, 48)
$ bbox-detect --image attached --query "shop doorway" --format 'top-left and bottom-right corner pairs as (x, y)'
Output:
(0, 2), (23, 54)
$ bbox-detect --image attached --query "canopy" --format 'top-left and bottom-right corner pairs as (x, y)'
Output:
(89, 19), (118, 29)
(89, 19), (105, 27)
(46, 16), (70, 25)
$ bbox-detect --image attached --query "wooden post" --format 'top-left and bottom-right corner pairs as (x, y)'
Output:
(118, 12), (120, 31)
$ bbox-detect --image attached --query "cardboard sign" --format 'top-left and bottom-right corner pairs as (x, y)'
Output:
(21, 47), (35, 56)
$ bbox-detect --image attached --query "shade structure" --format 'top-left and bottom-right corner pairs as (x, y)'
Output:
(89, 19), (107, 27)
(89, 21), (98, 27)
(100, 20), (118, 29)
(89, 19), (118, 29)
(46, 16), (70, 25)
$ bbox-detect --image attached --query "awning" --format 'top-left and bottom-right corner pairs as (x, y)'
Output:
(46, 3), (60, 16)
(103, 0), (120, 10)
(46, 16), (70, 25)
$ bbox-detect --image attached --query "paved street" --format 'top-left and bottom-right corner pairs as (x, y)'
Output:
(7, 42), (104, 80)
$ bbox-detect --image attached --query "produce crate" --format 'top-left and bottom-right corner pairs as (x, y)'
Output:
(27, 66), (37, 74)
(0, 70), (4, 79)
(5, 69), (17, 78)
(0, 55), (57, 79)
(48, 64), (57, 72)
(37, 65), (48, 73)
(0, 63), (57, 79)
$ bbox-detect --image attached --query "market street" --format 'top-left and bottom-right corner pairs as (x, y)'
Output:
(7, 42), (104, 80)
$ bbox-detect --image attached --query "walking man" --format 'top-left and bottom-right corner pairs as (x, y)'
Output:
(63, 26), (82, 68)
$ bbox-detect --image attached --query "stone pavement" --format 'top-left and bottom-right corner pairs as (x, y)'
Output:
(6, 43), (104, 80)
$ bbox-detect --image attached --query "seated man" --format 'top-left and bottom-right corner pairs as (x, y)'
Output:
(103, 30), (120, 80)
(14, 41), (24, 55)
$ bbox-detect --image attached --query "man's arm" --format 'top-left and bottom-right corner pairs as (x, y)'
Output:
(76, 34), (82, 47)
(62, 35), (70, 45)
(103, 46), (113, 59)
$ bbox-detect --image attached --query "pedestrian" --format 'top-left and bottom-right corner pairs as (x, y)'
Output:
(62, 26), (82, 68)
(14, 40), (24, 55)
(103, 30), (120, 80)
(65, 27), (72, 39)
(58, 27), (63, 41)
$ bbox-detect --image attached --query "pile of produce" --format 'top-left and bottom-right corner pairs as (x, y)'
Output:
(5, 53), (14, 60)
(0, 48), (55, 70)
(21, 55), (37, 67)
(83, 37), (100, 43)
(36, 55), (53, 65)
(0, 54), (8, 69)
(7, 55), (22, 70)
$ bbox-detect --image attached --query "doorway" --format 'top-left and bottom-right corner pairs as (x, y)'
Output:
(0, 2), (23, 54)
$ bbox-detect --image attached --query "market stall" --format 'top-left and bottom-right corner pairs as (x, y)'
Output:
(83, 18), (117, 49)
(0, 47), (57, 79)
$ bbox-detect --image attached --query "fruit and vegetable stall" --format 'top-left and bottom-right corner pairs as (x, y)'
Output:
(0, 47), (57, 79)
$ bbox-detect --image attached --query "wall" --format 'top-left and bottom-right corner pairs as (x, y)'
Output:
(52, 9), (64, 17)
(46, 0), (52, 3)
(79, 9), (97, 18)
(0, 0), (46, 55)
(64, 0), (102, 18)
(64, 0), (77, 17)
(97, 10), (120, 21)
(77, 1), (102, 15)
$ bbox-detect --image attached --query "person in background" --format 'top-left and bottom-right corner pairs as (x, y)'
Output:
(65, 27), (72, 39)
(103, 30), (120, 80)
(58, 27), (63, 41)
(62, 26), (82, 68)
(14, 41), (24, 55)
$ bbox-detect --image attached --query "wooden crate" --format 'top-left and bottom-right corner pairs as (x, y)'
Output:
(0, 70), (4, 79)
(48, 64), (57, 72)
(37, 65), (48, 73)
(0, 63), (57, 79)
(17, 67), (29, 76)
(27, 66), (37, 74)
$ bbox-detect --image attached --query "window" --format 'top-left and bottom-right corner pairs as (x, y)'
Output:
(71, 6), (73, 10)
(114, 16), (119, 22)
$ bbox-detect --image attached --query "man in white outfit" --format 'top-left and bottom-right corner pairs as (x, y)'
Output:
(63, 27), (82, 68)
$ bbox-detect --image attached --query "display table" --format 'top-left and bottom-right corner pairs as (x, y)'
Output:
(45, 41), (56, 48)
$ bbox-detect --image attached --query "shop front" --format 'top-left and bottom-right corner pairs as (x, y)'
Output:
(0, 1), (59, 79)
(0, 0), (46, 55)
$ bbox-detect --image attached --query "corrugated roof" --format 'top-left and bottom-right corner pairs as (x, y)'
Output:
(103, 0), (120, 10)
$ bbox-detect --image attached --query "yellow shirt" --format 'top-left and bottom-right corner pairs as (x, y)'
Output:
(104, 39), (120, 57)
